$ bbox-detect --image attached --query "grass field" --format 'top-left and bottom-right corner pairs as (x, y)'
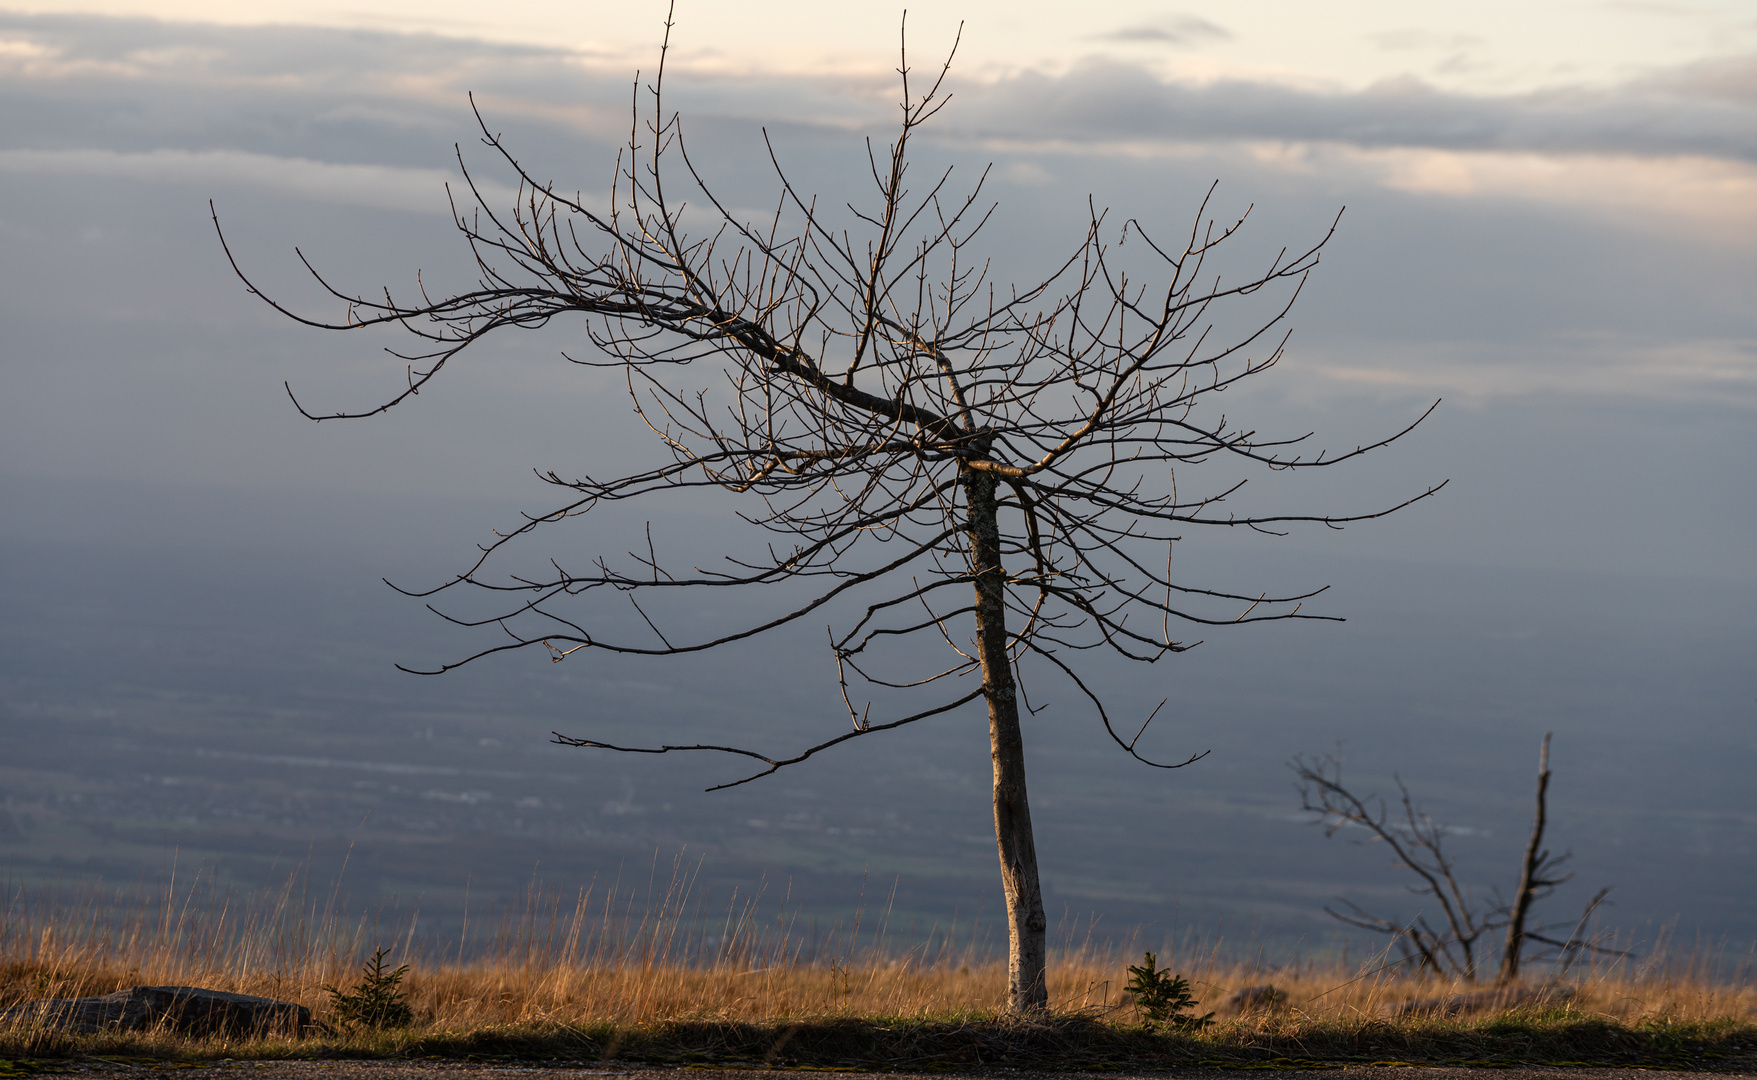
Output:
(2, 867), (1752, 1070)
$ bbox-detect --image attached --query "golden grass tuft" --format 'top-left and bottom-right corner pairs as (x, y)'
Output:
(2, 862), (1752, 1066)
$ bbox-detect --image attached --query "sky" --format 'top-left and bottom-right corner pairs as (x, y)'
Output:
(6, 0), (1757, 91)
(3, 0), (1752, 570)
(1, 1), (1753, 956)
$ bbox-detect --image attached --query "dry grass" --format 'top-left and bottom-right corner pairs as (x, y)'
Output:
(2, 863), (1753, 1067)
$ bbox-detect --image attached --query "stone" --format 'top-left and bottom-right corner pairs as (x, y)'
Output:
(0, 985), (314, 1037)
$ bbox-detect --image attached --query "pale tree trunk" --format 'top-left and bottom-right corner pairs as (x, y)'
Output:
(963, 465), (1049, 1012)
(1499, 732), (1551, 984)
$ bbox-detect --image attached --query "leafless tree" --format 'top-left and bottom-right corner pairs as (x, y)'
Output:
(1293, 736), (1620, 984)
(1500, 732), (1558, 983)
(216, 13), (1441, 1012)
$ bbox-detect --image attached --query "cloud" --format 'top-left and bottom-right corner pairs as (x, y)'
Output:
(1639, 52), (1757, 108)
(0, 12), (1752, 411)
(1366, 29), (1487, 53)
(1092, 14), (1231, 46)
(928, 57), (1757, 244)
(0, 10), (878, 164)
(1184, 141), (1757, 245)
(1, 11), (1753, 252)
(5, 11), (1753, 169)
(0, 147), (512, 211)
(1354, 145), (1757, 224)
(1288, 334), (1757, 408)
(950, 58), (1757, 164)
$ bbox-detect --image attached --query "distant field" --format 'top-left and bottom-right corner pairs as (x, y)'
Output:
(5, 526), (1755, 959)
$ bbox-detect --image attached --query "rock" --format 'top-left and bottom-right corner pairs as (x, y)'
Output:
(1228, 984), (1288, 1011)
(0, 985), (314, 1036)
(1380, 982), (1575, 1017)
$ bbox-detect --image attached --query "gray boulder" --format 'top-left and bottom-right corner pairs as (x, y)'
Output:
(0, 985), (313, 1036)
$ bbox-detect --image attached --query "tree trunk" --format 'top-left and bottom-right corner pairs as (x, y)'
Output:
(963, 465), (1049, 1013)
(1499, 732), (1551, 984)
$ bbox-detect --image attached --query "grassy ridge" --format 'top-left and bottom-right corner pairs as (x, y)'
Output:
(3, 871), (1752, 1071)
(3, 962), (1757, 1074)
(2, 1010), (1754, 1072)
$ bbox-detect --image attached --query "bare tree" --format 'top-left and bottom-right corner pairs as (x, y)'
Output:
(1293, 737), (1619, 984)
(216, 13), (1440, 1012)
(1497, 733), (1620, 983)
(1500, 732), (1557, 983)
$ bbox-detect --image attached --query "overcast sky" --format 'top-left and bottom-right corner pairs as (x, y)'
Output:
(8, 0), (1757, 90)
(1, 1), (1753, 944)
(4, 0), (1753, 571)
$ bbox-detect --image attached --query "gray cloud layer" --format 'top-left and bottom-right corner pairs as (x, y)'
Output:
(1, 9), (1752, 498)
(3, 12), (1753, 166)
(1091, 14), (1232, 46)
(954, 57), (1757, 161)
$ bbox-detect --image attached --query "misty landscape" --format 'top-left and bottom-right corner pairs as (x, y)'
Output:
(5, 477), (1752, 960)
(3, 2), (1755, 986)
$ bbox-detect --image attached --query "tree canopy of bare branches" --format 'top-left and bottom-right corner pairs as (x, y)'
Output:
(216, 12), (1442, 1012)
